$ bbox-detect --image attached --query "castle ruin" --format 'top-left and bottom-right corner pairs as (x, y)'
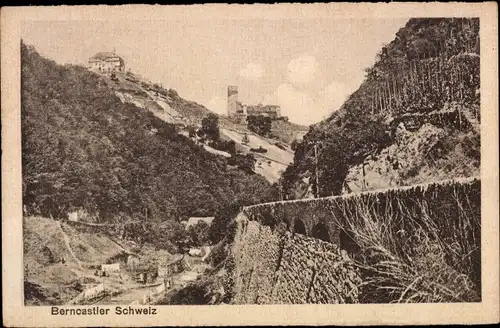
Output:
(227, 86), (281, 124)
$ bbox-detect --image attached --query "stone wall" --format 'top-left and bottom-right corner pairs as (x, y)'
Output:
(230, 178), (480, 304)
(230, 217), (361, 304)
(242, 178), (480, 261)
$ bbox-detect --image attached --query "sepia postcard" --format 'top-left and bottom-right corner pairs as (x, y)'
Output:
(1, 3), (499, 327)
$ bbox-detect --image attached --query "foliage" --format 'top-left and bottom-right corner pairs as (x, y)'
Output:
(242, 133), (250, 145)
(201, 113), (220, 141)
(187, 221), (211, 247)
(227, 154), (256, 173)
(188, 126), (197, 138)
(249, 146), (268, 154)
(161, 274), (229, 305)
(209, 201), (242, 245)
(165, 281), (212, 305)
(207, 242), (229, 268)
(208, 139), (236, 155)
(156, 220), (191, 251)
(333, 180), (481, 303)
(274, 142), (286, 151)
(247, 115), (272, 136)
(21, 42), (274, 222)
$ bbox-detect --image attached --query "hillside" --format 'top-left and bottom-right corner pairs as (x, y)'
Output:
(23, 216), (177, 305)
(103, 70), (306, 184)
(23, 216), (125, 304)
(282, 18), (480, 198)
(21, 42), (275, 222)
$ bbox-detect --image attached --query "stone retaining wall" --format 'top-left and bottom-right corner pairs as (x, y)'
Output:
(231, 218), (361, 304)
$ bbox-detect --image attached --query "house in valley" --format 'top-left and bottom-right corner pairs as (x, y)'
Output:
(182, 217), (215, 230)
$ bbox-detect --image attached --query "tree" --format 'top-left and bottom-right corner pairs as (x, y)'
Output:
(247, 115), (272, 136)
(209, 201), (242, 244)
(242, 133), (249, 145)
(155, 220), (189, 252)
(188, 126), (196, 138)
(201, 113), (220, 141)
(187, 221), (211, 247)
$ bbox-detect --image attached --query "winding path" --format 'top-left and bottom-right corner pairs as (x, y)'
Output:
(57, 221), (83, 269)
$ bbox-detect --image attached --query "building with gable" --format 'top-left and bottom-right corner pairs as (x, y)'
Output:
(88, 51), (125, 73)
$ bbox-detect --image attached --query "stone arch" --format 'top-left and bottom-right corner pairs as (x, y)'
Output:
(339, 230), (361, 258)
(312, 222), (331, 242)
(293, 219), (307, 235)
(282, 215), (292, 232)
(261, 211), (277, 228)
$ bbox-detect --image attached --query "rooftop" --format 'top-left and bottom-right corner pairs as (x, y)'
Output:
(89, 52), (124, 62)
(182, 216), (215, 228)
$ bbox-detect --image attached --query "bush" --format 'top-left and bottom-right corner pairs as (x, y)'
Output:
(167, 282), (212, 305)
(208, 242), (228, 268)
(227, 154), (256, 173)
(209, 139), (236, 155)
(187, 221), (210, 247)
(201, 113), (220, 141)
(250, 146), (267, 153)
(209, 202), (241, 244)
(247, 115), (272, 136)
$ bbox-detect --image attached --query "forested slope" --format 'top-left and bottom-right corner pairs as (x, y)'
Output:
(21, 42), (274, 222)
(282, 18), (480, 198)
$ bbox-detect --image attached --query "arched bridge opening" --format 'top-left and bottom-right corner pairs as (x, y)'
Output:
(261, 212), (277, 228)
(294, 219), (306, 235)
(339, 230), (361, 259)
(312, 222), (331, 243)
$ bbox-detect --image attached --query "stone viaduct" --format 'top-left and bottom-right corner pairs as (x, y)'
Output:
(242, 177), (480, 255)
(229, 177), (481, 304)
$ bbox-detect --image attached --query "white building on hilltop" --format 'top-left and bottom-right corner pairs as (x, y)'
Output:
(88, 51), (125, 73)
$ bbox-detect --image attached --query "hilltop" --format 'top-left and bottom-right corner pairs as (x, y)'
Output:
(282, 18), (480, 199)
(21, 41), (275, 222)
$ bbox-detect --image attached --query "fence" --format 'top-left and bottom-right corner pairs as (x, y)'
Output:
(67, 283), (106, 305)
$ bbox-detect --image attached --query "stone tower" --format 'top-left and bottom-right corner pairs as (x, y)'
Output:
(227, 85), (239, 117)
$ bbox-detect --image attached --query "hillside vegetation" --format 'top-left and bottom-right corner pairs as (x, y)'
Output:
(21, 42), (274, 222)
(282, 18), (480, 198)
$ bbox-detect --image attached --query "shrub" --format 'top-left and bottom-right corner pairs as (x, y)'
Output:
(325, 180), (481, 303)
(250, 146), (267, 153)
(274, 142), (286, 150)
(247, 115), (272, 136)
(167, 282), (212, 305)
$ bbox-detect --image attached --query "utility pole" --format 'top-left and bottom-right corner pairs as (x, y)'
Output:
(314, 143), (320, 198)
(278, 179), (283, 201)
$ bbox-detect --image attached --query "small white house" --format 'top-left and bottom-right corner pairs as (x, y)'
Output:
(68, 211), (79, 222)
(188, 248), (202, 257)
(182, 217), (215, 230)
(101, 263), (121, 272)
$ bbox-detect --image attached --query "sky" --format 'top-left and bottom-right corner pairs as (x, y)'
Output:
(22, 17), (408, 125)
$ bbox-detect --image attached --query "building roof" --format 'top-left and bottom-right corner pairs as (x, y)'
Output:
(89, 52), (125, 64)
(182, 217), (215, 228)
(247, 104), (280, 111)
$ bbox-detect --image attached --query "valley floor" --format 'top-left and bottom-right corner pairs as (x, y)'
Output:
(23, 216), (209, 306)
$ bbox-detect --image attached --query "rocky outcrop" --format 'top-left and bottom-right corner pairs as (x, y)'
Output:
(344, 123), (446, 193)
